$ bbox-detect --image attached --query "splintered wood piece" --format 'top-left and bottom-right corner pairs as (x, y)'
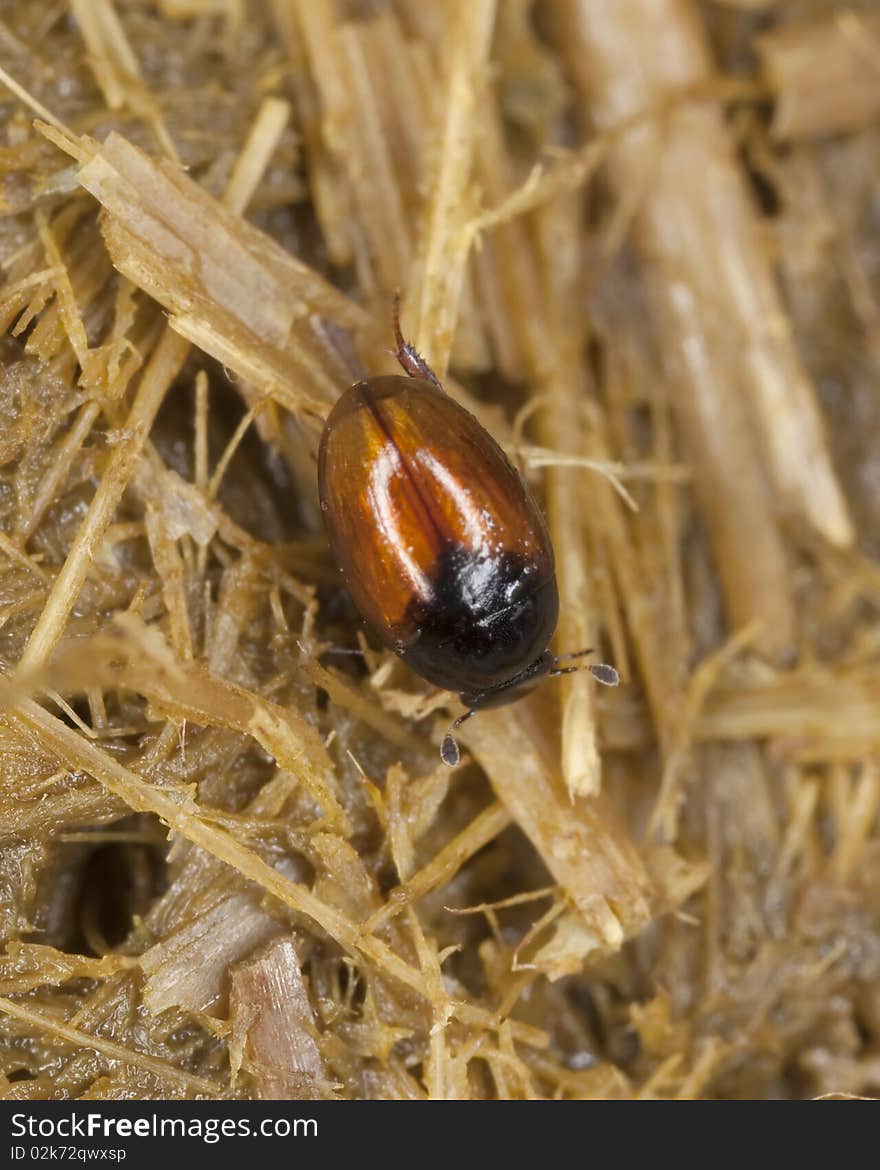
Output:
(76, 130), (369, 411)
(17, 100), (313, 673)
(462, 704), (653, 949)
(407, 0), (496, 378)
(141, 890), (282, 1015)
(758, 10), (880, 142)
(230, 937), (329, 1099)
(553, 0), (854, 653)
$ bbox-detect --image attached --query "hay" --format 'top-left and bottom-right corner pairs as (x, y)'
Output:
(0, 0), (877, 1100)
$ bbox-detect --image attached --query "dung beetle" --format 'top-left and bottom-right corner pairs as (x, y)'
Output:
(318, 301), (618, 765)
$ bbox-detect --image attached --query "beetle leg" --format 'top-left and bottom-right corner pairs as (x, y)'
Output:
(392, 290), (442, 388)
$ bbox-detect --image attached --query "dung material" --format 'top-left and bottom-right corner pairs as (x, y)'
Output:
(0, 0), (878, 1101)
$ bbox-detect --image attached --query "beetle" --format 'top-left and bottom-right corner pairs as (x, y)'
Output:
(317, 299), (618, 766)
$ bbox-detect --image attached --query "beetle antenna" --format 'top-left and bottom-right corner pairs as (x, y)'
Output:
(550, 661), (620, 686)
(552, 647), (594, 663)
(392, 289), (442, 388)
(550, 651), (619, 687)
(440, 709), (475, 767)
